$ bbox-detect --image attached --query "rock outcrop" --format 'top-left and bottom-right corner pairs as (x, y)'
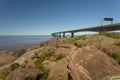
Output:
(67, 46), (120, 80)
(43, 58), (68, 80)
(0, 63), (19, 79)
(0, 52), (16, 67)
(0, 34), (120, 80)
(75, 35), (120, 54)
(6, 68), (43, 80)
(40, 37), (66, 47)
(42, 44), (74, 80)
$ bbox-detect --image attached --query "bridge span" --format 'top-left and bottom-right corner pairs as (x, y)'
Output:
(51, 23), (120, 38)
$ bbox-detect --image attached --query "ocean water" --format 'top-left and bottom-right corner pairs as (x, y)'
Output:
(0, 35), (52, 51)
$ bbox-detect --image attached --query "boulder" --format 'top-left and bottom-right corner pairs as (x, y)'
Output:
(67, 46), (120, 80)
(14, 49), (27, 57)
(43, 58), (68, 80)
(14, 47), (56, 65)
(0, 52), (15, 67)
(6, 68), (43, 80)
(14, 47), (45, 65)
(0, 63), (19, 79)
(75, 35), (120, 55)
(42, 38), (66, 47)
(75, 35), (117, 47)
(49, 46), (71, 61)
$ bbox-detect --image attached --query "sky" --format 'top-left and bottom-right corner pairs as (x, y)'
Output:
(0, 0), (120, 35)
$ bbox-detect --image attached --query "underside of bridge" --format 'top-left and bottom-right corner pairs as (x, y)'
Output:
(52, 23), (120, 38)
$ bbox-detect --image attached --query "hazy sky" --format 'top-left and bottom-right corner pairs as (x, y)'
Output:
(0, 0), (120, 35)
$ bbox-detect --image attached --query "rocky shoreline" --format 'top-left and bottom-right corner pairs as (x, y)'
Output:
(0, 32), (120, 80)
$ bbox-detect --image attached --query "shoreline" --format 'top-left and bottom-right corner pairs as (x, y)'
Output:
(0, 41), (45, 53)
(0, 33), (120, 80)
(0, 35), (52, 52)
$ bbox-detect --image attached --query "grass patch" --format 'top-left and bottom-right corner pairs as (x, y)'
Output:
(20, 64), (26, 68)
(100, 47), (120, 64)
(35, 51), (54, 80)
(0, 72), (9, 80)
(100, 32), (120, 39)
(114, 42), (120, 47)
(56, 53), (66, 60)
(75, 44), (83, 48)
(35, 52), (53, 69)
(39, 69), (49, 80)
(67, 35), (86, 43)
(103, 75), (120, 80)
(108, 53), (120, 64)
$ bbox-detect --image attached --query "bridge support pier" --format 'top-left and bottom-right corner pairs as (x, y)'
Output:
(71, 32), (74, 38)
(63, 33), (65, 37)
(56, 33), (58, 37)
(59, 33), (61, 37)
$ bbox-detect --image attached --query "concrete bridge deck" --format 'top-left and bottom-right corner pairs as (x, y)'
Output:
(52, 23), (120, 37)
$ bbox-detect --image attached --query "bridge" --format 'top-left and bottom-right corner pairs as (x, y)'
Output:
(51, 23), (120, 38)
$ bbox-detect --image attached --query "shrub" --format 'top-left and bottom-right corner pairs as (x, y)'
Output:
(67, 35), (86, 43)
(100, 32), (120, 39)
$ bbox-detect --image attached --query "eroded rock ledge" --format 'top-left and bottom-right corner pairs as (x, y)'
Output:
(0, 34), (120, 80)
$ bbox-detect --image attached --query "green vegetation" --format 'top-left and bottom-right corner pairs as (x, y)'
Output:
(56, 53), (66, 60)
(0, 72), (9, 80)
(100, 47), (120, 64)
(35, 51), (54, 80)
(39, 69), (49, 80)
(75, 44), (83, 48)
(114, 41), (120, 47)
(20, 64), (26, 68)
(100, 32), (120, 39)
(67, 35), (86, 43)
(103, 75), (120, 80)
(108, 52), (120, 64)
(35, 52), (53, 69)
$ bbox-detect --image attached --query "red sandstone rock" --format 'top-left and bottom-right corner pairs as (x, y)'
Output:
(6, 68), (43, 80)
(67, 46), (120, 80)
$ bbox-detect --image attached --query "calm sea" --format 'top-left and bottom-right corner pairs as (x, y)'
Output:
(0, 35), (52, 51)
